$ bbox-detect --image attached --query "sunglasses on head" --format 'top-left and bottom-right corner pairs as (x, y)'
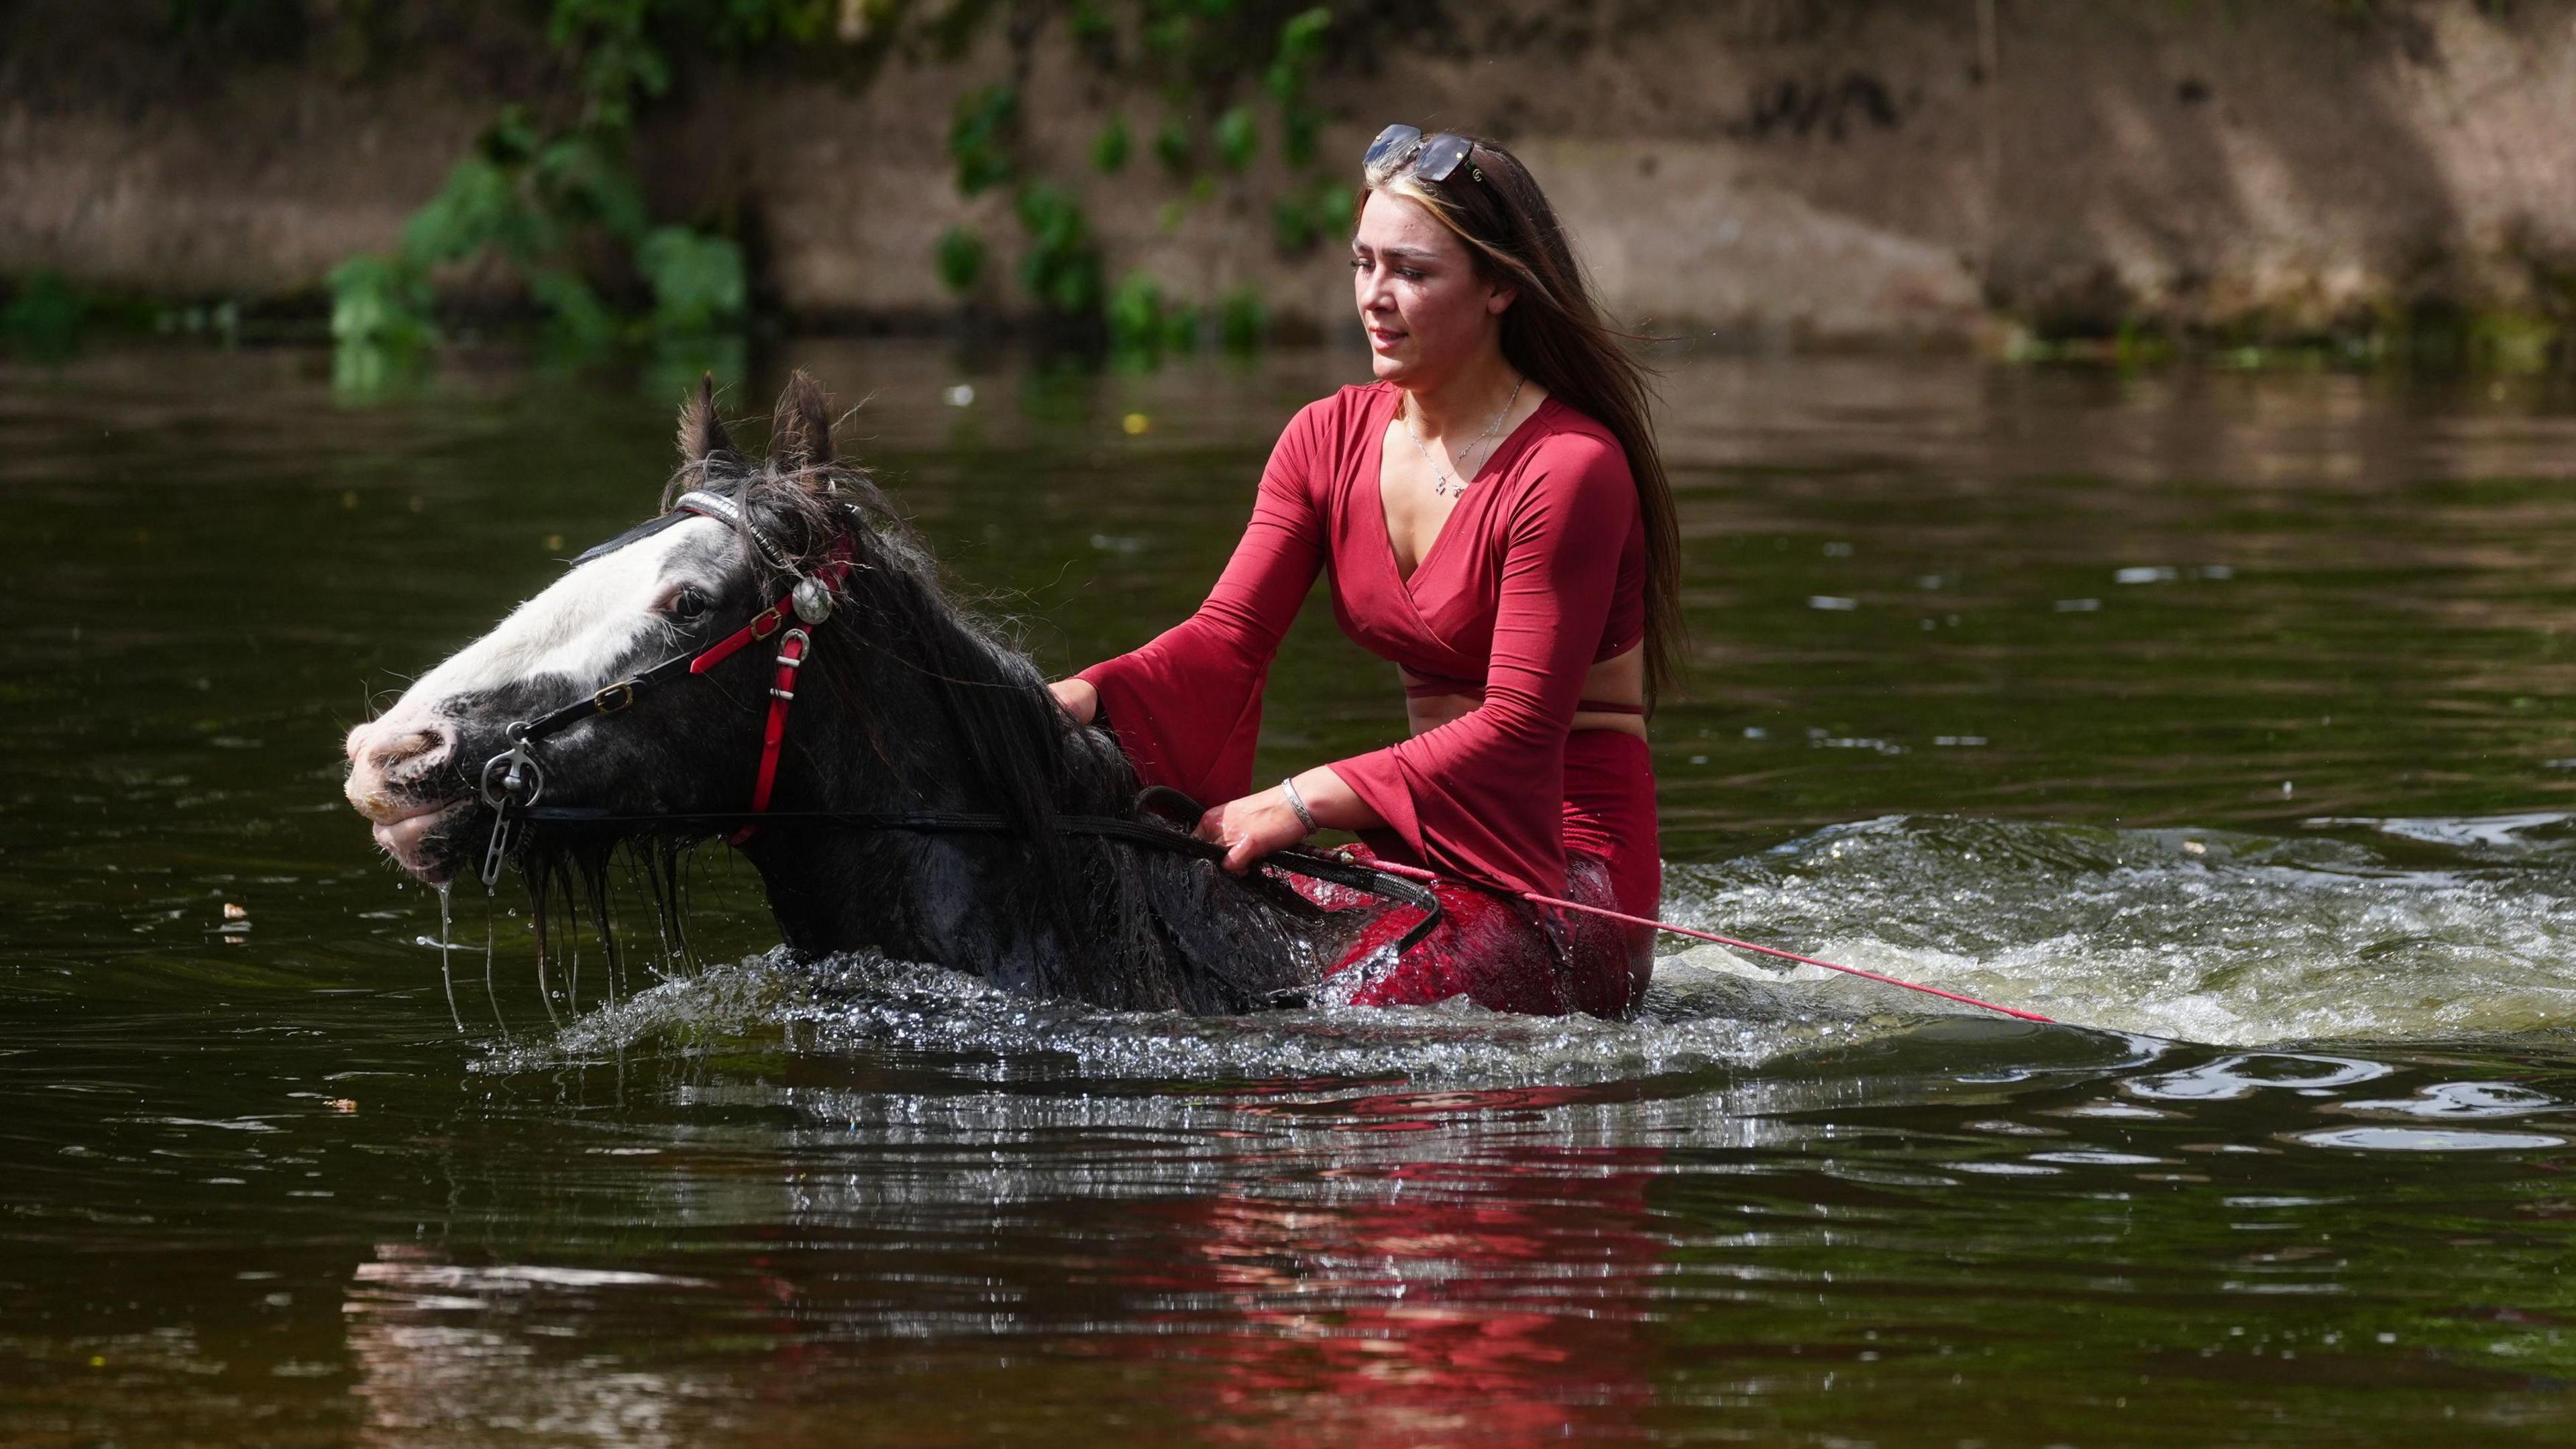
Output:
(1363, 124), (1479, 184)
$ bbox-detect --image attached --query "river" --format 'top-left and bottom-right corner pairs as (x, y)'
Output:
(5, 341), (2576, 1445)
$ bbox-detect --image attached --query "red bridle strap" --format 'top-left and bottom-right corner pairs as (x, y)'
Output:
(727, 626), (811, 845)
(685, 551), (854, 846)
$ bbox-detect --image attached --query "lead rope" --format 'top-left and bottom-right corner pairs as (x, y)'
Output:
(1354, 858), (2055, 1024)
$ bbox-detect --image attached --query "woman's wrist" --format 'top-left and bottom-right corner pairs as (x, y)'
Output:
(1278, 775), (1319, 835)
(1285, 766), (1379, 833)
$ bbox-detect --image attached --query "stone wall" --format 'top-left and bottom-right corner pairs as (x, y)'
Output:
(5, 1), (2573, 347)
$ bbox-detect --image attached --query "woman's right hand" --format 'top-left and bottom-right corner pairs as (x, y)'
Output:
(1049, 677), (1099, 725)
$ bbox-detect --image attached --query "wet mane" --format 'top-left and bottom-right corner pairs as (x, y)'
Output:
(519, 374), (1332, 1012)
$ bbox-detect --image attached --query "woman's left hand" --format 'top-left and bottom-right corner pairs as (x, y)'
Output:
(1195, 787), (1310, 874)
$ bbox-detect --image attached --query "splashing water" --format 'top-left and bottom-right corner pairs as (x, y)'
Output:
(484, 812), (2576, 1083)
(1662, 812), (2576, 1044)
(433, 883), (462, 1034)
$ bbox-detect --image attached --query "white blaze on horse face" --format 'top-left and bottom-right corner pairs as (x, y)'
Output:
(398, 517), (734, 721)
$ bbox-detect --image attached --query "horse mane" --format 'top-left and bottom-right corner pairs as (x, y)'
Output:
(522, 374), (1328, 1014)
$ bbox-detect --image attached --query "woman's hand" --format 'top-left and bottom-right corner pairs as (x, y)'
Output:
(1049, 677), (1098, 725)
(1194, 786), (1311, 874)
(1193, 768), (1378, 873)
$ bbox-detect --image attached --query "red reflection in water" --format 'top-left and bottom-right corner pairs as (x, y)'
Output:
(1099, 1099), (1672, 1446)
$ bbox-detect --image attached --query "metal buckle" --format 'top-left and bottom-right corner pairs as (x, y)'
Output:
(750, 607), (784, 640)
(592, 680), (637, 713)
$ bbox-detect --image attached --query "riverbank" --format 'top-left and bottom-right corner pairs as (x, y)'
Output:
(5, 1), (2573, 360)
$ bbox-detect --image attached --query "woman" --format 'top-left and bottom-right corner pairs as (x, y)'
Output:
(1051, 125), (1686, 1016)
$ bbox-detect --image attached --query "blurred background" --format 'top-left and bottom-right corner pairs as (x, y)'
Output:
(3, 0), (2574, 375)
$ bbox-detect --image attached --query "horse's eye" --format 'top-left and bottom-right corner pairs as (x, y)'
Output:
(667, 586), (712, 623)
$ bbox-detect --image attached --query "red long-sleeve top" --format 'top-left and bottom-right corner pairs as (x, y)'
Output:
(1078, 382), (1647, 900)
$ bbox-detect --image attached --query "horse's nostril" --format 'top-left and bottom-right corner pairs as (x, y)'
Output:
(354, 723), (451, 775)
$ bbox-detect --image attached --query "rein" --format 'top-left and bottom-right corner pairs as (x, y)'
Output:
(473, 492), (1447, 963)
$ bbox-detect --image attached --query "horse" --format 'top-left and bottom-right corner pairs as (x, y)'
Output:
(341, 373), (1646, 1018)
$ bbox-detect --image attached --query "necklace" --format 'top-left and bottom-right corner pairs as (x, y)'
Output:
(1401, 375), (1525, 497)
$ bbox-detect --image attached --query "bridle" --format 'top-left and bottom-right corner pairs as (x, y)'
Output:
(470, 488), (1445, 969)
(474, 488), (847, 885)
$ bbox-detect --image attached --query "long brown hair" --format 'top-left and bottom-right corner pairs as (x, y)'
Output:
(1375, 136), (1687, 704)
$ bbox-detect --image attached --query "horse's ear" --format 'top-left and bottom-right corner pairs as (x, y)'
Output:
(769, 370), (835, 476)
(676, 373), (738, 464)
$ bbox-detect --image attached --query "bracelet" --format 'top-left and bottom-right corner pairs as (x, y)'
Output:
(1279, 775), (1319, 835)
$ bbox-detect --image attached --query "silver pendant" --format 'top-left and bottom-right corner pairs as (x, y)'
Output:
(792, 576), (835, 625)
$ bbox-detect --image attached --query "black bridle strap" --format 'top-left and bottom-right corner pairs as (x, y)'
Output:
(515, 588), (818, 745)
(519, 804), (1445, 957)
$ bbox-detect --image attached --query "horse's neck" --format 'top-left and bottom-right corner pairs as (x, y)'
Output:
(737, 605), (1102, 966)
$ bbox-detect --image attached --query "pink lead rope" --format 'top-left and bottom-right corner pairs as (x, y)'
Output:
(1354, 858), (2057, 1024)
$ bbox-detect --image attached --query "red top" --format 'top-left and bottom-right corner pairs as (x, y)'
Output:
(1079, 381), (1647, 900)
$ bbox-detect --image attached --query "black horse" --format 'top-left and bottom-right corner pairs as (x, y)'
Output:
(343, 373), (1434, 1013)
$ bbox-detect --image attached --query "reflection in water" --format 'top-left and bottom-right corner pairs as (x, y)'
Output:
(2292, 1126), (2569, 1152)
(2129, 1055), (2398, 1103)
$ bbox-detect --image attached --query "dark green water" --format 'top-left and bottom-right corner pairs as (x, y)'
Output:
(7, 341), (2576, 1446)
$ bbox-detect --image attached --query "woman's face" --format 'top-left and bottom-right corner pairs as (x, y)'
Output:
(1350, 189), (1513, 390)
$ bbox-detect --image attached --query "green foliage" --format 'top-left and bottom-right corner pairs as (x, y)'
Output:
(1069, 0), (1116, 44)
(1217, 287), (1267, 352)
(1092, 113), (1133, 174)
(1104, 270), (1201, 356)
(1016, 183), (1104, 315)
(1279, 101), (1322, 168)
(526, 268), (620, 349)
(949, 84), (1021, 197)
(636, 225), (748, 333)
(935, 225), (988, 294)
(2, 272), (87, 362)
(547, 0), (672, 131)
(1271, 178), (1353, 253)
(1214, 105), (1258, 172)
(1106, 270), (1166, 353)
(335, 105), (741, 352)
(971, 1), (1344, 348)
(1152, 117), (1196, 178)
(335, 0), (1360, 351)
(1264, 6), (1332, 102)
(327, 0), (826, 362)
(326, 255), (437, 350)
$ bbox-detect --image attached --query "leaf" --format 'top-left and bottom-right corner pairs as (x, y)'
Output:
(400, 155), (540, 267)
(326, 254), (436, 350)
(1214, 105), (1258, 172)
(636, 227), (748, 334)
(527, 268), (619, 348)
(2, 271), (85, 361)
(948, 83), (1020, 197)
(1153, 116), (1195, 178)
(1106, 270), (1163, 352)
(1218, 288), (1266, 351)
(934, 224), (986, 293)
(1013, 183), (1101, 315)
(537, 134), (649, 242)
(1092, 113), (1131, 174)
